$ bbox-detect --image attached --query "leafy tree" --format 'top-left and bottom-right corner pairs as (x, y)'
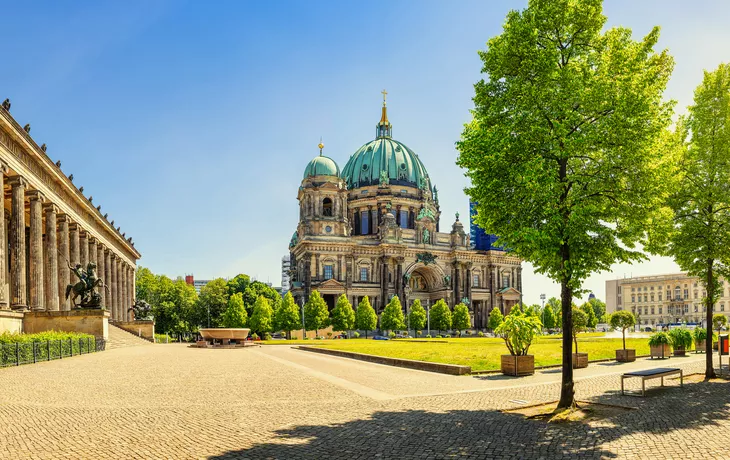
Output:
(580, 302), (598, 329)
(408, 300), (427, 332)
(275, 292), (301, 339)
(452, 303), (471, 335)
(221, 292), (247, 328)
(330, 294), (355, 335)
(488, 307), (504, 331)
(248, 295), (273, 336)
(609, 310), (635, 351)
(381, 296), (406, 332)
(227, 274), (251, 296)
(713, 314), (728, 338)
(587, 297), (607, 322)
(303, 290), (329, 335)
(546, 297), (561, 313)
(495, 312), (543, 356)
(135, 267), (198, 336)
(243, 281), (282, 314)
(355, 296), (377, 338)
(456, 0), (673, 407)
(195, 278), (229, 328)
(542, 305), (556, 330)
(658, 64), (730, 380)
(430, 299), (452, 333)
(571, 307), (588, 354)
(508, 304), (522, 316)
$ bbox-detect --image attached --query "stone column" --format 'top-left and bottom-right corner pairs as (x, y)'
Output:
(110, 254), (117, 320)
(121, 263), (127, 321)
(9, 176), (27, 310)
(130, 265), (136, 314)
(69, 223), (80, 277)
(104, 249), (112, 317)
(97, 243), (106, 309)
(79, 230), (88, 269)
(88, 237), (97, 272)
(43, 203), (59, 311)
(57, 215), (70, 310)
(28, 191), (45, 311)
(116, 258), (122, 321)
(0, 162), (7, 309)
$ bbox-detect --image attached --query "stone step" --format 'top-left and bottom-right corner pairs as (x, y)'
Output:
(107, 323), (155, 349)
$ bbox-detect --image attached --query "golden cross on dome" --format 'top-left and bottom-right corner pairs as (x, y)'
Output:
(381, 89), (388, 106)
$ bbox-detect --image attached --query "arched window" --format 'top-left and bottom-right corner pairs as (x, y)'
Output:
(361, 212), (369, 235)
(323, 197), (333, 217)
(674, 286), (681, 300)
(399, 210), (408, 229)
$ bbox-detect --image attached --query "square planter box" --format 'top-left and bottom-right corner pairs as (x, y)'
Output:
(615, 349), (636, 362)
(650, 344), (671, 359)
(673, 347), (687, 357)
(501, 354), (534, 376)
(696, 342), (706, 353)
(572, 352), (588, 369)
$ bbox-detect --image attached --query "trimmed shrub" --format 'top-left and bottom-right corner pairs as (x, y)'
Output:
(388, 331), (396, 339)
(263, 332), (272, 340)
(477, 331), (485, 337)
(154, 333), (174, 343)
(426, 334), (432, 338)
(353, 331), (360, 338)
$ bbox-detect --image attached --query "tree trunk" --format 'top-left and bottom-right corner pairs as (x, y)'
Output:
(558, 280), (575, 409)
(573, 335), (578, 354)
(706, 260), (716, 379)
(622, 329), (626, 351)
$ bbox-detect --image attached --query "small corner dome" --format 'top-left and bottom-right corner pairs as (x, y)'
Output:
(303, 154), (340, 179)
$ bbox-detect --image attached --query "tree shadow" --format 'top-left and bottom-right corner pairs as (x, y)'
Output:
(209, 379), (730, 459)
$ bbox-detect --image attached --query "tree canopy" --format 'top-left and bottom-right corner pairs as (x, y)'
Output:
(430, 300), (452, 333)
(488, 307), (504, 331)
(452, 303), (471, 333)
(196, 278), (229, 328)
(330, 294), (355, 333)
(457, 0), (674, 408)
(408, 300), (427, 332)
(381, 296), (406, 332)
(221, 292), (247, 328)
(355, 296), (377, 338)
(248, 295), (273, 336)
(275, 292), (301, 338)
(304, 290), (329, 334)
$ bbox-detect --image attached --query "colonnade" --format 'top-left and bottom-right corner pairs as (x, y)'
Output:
(0, 165), (135, 321)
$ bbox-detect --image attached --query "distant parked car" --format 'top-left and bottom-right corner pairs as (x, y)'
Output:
(395, 332), (410, 339)
(373, 335), (390, 341)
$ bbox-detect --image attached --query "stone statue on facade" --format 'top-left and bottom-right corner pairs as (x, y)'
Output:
(379, 170), (390, 187)
(422, 228), (430, 244)
(129, 299), (152, 320)
(65, 262), (105, 309)
(443, 275), (451, 287)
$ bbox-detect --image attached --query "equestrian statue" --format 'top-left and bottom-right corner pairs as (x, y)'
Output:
(65, 262), (107, 309)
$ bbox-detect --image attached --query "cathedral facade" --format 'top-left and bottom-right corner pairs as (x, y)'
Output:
(288, 97), (522, 329)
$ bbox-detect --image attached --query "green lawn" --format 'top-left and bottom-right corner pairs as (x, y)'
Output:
(304, 335), (653, 371)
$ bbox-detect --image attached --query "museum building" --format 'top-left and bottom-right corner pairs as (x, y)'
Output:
(288, 96), (522, 329)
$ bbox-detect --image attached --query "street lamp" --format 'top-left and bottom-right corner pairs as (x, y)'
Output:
(300, 297), (306, 339)
(427, 301), (431, 337)
(540, 293), (546, 330)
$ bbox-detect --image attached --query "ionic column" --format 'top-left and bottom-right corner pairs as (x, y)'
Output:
(97, 243), (106, 308)
(57, 215), (70, 310)
(120, 263), (127, 321)
(110, 254), (117, 320)
(130, 265), (136, 318)
(104, 249), (111, 316)
(115, 258), (122, 321)
(88, 237), (97, 272)
(125, 264), (131, 321)
(79, 230), (88, 269)
(43, 203), (59, 311)
(9, 176), (27, 310)
(0, 162), (8, 310)
(69, 223), (80, 274)
(28, 191), (45, 311)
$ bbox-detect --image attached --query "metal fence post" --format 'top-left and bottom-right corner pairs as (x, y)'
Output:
(59, 339), (63, 359)
(15, 342), (19, 366)
(47, 340), (51, 361)
(69, 337), (73, 357)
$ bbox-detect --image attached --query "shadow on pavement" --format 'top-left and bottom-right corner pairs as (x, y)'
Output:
(208, 378), (730, 459)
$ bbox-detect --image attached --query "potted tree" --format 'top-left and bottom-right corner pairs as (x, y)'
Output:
(495, 311), (542, 376)
(668, 328), (692, 356)
(571, 307), (589, 369)
(610, 310), (636, 362)
(693, 327), (715, 353)
(713, 314), (727, 350)
(649, 332), (671, 359)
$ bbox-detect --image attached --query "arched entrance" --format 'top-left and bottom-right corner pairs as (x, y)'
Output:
(404, 262), (448, 309)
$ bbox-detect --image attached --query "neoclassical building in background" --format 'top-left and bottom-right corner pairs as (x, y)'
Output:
(288, 96), (522, 329)
(0, 99), (139, 330)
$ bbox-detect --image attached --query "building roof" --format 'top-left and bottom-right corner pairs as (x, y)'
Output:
(303, 142), (340, 179)
(341, 137), (431, 190)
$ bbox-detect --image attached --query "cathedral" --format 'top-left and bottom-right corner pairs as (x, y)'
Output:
(288, 94), (522, 329)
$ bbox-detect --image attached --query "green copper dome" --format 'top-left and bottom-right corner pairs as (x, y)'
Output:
(341, 137), (431, 190)
(303, 154), (340, 179)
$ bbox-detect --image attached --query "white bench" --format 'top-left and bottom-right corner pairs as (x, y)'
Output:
(621, 368), (683, 397)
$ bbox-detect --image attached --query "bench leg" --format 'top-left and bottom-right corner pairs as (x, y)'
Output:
(681, 370), (683, 388)
(661, 376), (664, 387)
(642, 379), (645, 397)
(621, 377), (624, 396)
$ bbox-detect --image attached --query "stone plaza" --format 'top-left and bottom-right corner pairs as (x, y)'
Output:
(1, 340), (729, 459)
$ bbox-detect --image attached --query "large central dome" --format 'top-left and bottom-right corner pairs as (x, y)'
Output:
(341, 138), (431, 190)
(341, 99), (431, 190)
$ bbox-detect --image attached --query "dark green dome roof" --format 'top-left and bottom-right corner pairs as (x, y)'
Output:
(341, 137), (431, 190)
(303, 154), (340, 179)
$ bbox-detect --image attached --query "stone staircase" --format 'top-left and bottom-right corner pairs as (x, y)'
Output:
(107, 323), (155, 350)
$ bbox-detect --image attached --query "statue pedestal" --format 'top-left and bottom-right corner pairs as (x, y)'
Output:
(23, 310), (110, 340)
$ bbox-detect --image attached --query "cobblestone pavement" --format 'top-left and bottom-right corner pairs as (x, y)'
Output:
(0, 344), (729, 459)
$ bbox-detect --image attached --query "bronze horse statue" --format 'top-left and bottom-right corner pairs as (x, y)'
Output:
(65, 262), (106, 309)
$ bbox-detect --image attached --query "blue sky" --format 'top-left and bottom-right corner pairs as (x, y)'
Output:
(3, 0), (729, 305)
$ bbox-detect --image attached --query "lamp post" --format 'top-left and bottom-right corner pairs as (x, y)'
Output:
(300, 297), (306, 339)
(540, 293), (546, 331)
(427, 301), (431, 337)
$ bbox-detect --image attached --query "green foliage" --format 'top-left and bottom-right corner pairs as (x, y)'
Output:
(243, 281), (282, 313)
(251, 333), (259, 340)
(429, 299), (452, 333)
(355, 296), (377, 336)
(353, 331), (360, 338)
(0, 331), (98, 366)
(304, 290), (329, 332)
(248, 296), (273, 336)
(275, 292), (301, 336)
(426, 334), (432, 338)
(571, 307), (588, 353)
(408, 300), (427, 332)
(457, 0), (674, 406)
(135, 267), (198, 335)
(452, 303), (471, 333)
(227, 274), (251, 296)
(381, 296), (406, 331)
(494, 312), (543, 356)
(580, 302), (598, 329)
(488, 307), (504, 331)
(648, 332), (670, 347)
(668, 328), (693, 350)
(609, 310), (636, 351)
(220, 292), (248, 328)
(154, 333), (174, 343)
(587, 298), (607, 322)
(196, 278), (230, 328)
(477, 331), (485, 337)
(330, 294), (355, 332)
(388, 331), (396, 339)
(542, 305), (556, 329)
(693, 327), (716, 345)
(264, 332), (272, 340)
(713, 314), (728, 332)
